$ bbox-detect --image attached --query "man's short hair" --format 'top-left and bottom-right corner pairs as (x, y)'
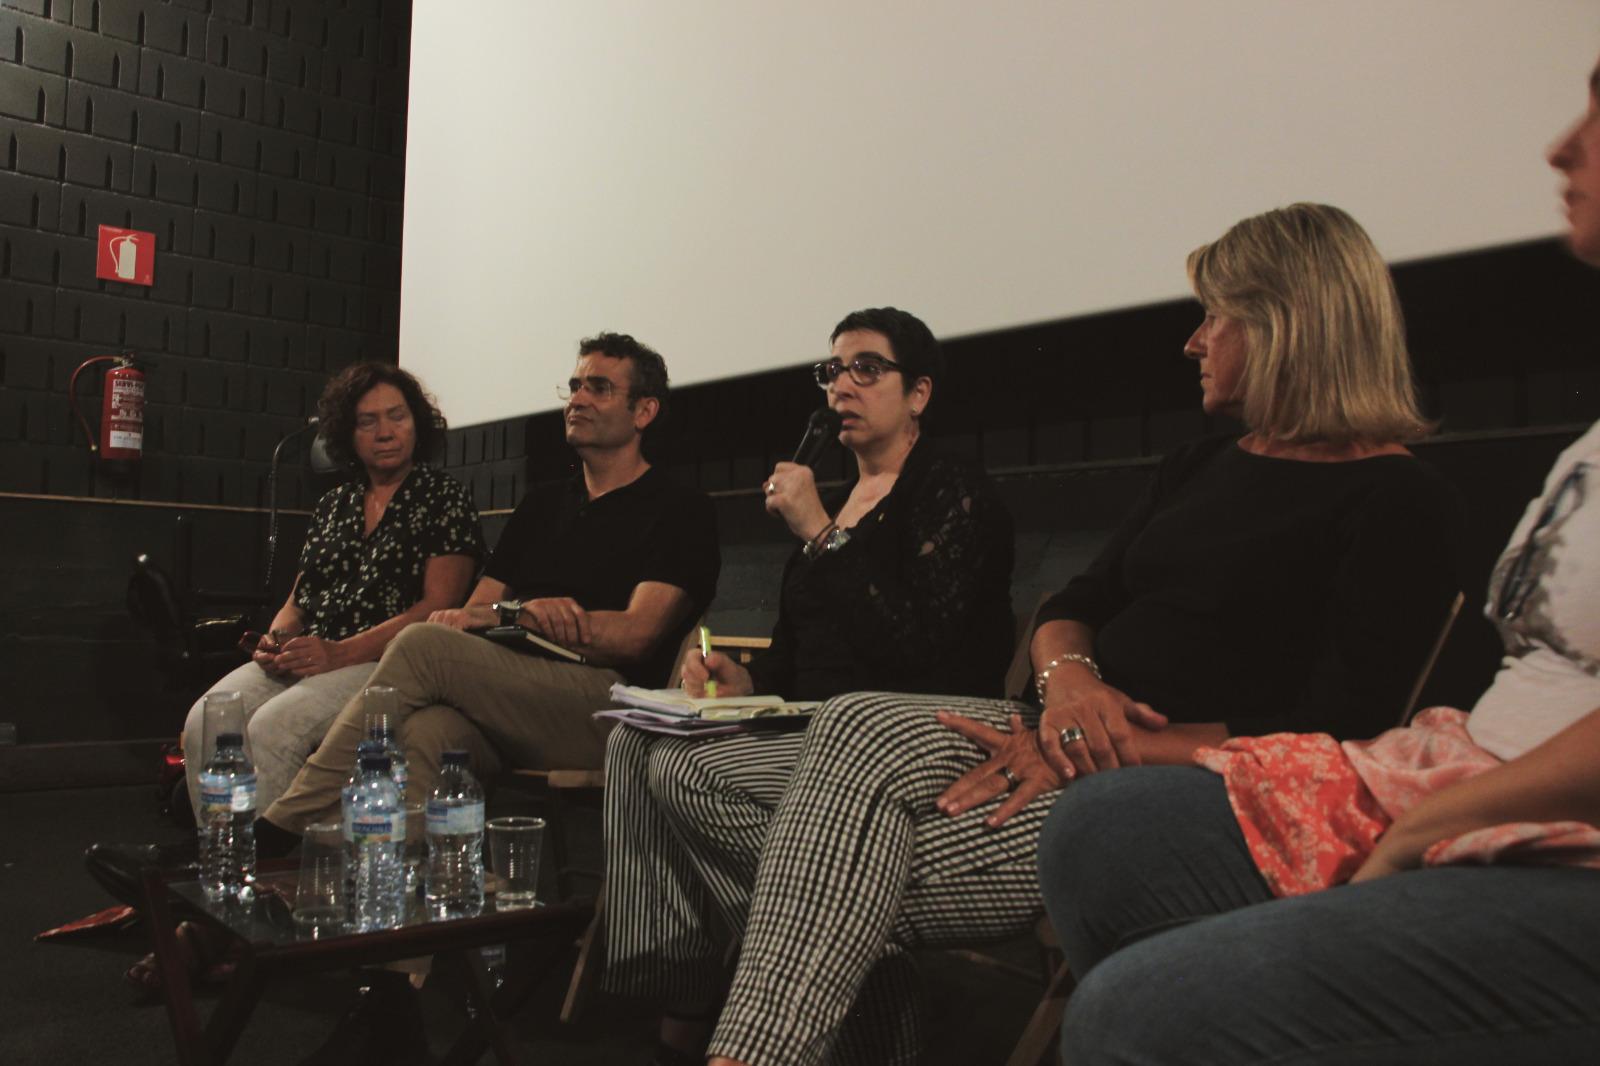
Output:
(577, 332), (669, 416)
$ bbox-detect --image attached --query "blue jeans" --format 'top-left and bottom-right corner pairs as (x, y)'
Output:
(1038, 766), (1600, 1065)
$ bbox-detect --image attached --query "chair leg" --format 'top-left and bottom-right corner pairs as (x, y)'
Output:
(548, 788), (575, 902)
(559, 882), (606, 1024)
(1004, 961), (1076, 1066)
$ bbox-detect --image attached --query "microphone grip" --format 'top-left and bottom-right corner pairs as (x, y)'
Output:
(791, 409), (843, 468)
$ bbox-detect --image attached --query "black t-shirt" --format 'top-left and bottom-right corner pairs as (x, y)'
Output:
(484, 466), (720, 686)
(1037, 434), (1463, 739)
(744, 440), (1015, 701)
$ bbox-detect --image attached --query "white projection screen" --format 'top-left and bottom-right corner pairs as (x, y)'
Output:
(399, 1), (1599, 428)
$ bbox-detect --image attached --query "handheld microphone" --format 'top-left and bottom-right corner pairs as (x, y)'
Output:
(791, 407), (843, 468)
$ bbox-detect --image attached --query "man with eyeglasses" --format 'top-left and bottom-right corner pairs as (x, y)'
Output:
(249, 331), (720, 854)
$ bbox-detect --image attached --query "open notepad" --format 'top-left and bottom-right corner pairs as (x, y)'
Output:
(596, 684), (821, 737)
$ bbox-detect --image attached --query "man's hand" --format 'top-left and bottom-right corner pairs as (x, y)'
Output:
(521, 597), (592, 648)
(273, 634), (348, 678)
(682, 650), (754, 698)
(936, 712), (1066, 828)
(429, 604), (498, 631)
(1038, 671), (1167, 780)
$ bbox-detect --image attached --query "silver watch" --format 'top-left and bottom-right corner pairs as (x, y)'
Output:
(493, 599), (524, 625)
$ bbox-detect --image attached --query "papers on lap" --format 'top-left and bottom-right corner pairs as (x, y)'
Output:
(599, 684), (821, 737)
(472, 624), (586, 664)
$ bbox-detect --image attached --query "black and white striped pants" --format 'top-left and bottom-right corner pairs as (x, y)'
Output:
(603, 691), (1052, 1066)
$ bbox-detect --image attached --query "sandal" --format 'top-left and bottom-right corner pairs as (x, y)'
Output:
(123, 921), (238, 1001)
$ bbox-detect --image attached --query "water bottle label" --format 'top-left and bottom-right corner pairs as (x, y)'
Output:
(230, 774), (257, 813)
(351, 814), (396, 844)
(426, 801), (485, 836)
(198, 772), (232, 818)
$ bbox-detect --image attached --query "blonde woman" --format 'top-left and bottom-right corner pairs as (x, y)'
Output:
(1042, 53), (1600, 1066)
(693, 204), (1464, 1066)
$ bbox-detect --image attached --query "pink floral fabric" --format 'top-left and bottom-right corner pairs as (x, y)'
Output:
(1194, 707), (1600, 897)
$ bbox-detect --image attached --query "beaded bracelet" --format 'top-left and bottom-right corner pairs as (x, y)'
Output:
(802, 521), (839, 561)
(1034, 653), (1101, 703)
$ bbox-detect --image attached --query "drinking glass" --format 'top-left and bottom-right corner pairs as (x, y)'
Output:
(486, 816), (544, 910)
(292, 822), (347, 937)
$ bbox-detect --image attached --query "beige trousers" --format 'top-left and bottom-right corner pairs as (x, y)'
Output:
(262, 622), (622, 832)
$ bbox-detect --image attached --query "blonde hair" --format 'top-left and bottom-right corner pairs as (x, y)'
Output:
(1186, 203), (1432, 445)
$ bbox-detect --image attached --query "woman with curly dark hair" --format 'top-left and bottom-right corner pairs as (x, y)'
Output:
(175, 361), (485, 820)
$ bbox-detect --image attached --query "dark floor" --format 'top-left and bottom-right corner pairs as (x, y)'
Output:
(0, 783), (1044, 1065)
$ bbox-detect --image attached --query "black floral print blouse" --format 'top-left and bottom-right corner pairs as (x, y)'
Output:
(293, 464), (485, 640)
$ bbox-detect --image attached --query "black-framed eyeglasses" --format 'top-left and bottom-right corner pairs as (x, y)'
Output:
(1493, 461), (1587, 623)
(556, 376), (627, 402)
(812, 354), (905, 389)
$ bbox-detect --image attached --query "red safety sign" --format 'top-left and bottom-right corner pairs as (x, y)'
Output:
(95, 224), (156, 286)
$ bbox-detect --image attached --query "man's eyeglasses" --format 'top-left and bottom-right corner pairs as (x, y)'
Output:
(812, 354), (904, 389)
(1493, 461), (1587, 623)
(556, 377), (626, 402)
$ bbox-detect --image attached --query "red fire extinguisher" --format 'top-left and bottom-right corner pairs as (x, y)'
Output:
(69, 354), (146, 461)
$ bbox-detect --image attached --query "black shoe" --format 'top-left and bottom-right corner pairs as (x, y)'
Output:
(83, 840), (198, 910)
(300, 971), (432, 1066)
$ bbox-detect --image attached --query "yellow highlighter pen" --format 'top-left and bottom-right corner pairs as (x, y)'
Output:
(699, 624), (717, 698)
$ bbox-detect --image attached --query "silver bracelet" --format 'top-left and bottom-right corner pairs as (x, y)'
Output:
(1034, 653), (1101, 703)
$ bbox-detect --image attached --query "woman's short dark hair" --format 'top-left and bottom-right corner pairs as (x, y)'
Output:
(316, 361), (446, 469)
(830, 307), (945, 404)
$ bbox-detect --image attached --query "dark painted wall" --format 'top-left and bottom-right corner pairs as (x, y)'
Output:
(0, 0), (409, 766)
(0, 0), (409, 507)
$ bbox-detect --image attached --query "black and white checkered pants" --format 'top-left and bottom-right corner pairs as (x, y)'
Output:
(603, 691), (1052, 1066)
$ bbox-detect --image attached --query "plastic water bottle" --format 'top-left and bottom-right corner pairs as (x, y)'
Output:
(424, 750), (485, 919)
(197, 731), (256, 902)
(345, 752), (406, 931)
(343, 738), (385, 806)
(371, 723), (408, 798)
(361, 684), (408, 800)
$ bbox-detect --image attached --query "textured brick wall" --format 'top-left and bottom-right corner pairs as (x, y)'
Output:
(0, 0), (410, 508)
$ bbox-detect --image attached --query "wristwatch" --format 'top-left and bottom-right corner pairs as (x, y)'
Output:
(493, 599), (524, 625)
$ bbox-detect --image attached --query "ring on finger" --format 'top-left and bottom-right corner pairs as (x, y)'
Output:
(1059, 725), (1087, 747)
(764, 482), (777, 495)
(999, 766), (1021, 789)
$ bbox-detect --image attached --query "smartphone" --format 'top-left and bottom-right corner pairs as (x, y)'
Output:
(239, 630), (282, 654)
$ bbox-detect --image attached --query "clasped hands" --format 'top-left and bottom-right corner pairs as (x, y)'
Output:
(935, 678), (1168, 828)
(429, 598), (592, 648)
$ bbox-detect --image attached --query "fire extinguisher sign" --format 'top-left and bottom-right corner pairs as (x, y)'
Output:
(95, 224), (156, 286)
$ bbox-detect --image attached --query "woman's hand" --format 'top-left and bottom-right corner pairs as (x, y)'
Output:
(250, 632), (291, 677)
(273, 634), (347, 678)
(1038, 670), (1167, 780)
(762, 461), (832, 543)
(935, 712), (1066, 828)
(682, 651), (755, 698)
